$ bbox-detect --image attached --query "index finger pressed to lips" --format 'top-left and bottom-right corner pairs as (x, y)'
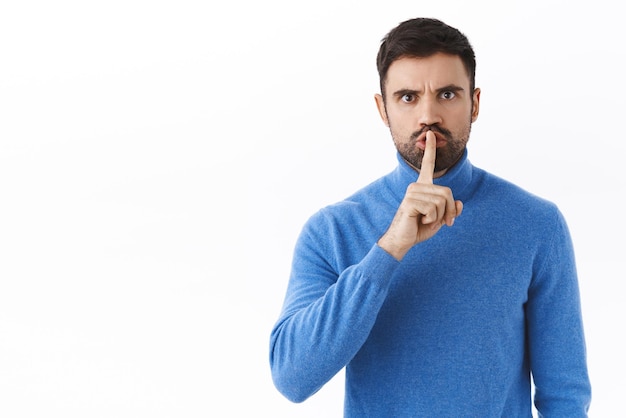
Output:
(416, 131), (435, 184)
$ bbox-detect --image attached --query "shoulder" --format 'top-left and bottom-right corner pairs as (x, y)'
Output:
(470, 167), (566, 234)
(477, 168), (559, 211)
(314, 173), (392, 215)
(300, 174), (396, 239)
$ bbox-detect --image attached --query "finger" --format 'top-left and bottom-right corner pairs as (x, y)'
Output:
(416, 130), (436, 184)
(456, 200), (463, 217)
(445, 200), (463, 226)
(411, 197), (439, 225)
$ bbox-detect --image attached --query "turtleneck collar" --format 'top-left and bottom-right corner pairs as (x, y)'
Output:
(387, 148), (475, 202)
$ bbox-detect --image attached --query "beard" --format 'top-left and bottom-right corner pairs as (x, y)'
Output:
(391, 121), (472, 173)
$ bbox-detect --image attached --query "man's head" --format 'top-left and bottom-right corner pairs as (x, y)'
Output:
(374, 18), (480, 176)
(376, 18), (476, 101)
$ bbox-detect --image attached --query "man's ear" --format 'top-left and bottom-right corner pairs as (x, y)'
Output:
(374, 94), (389, 126)
(471, 88), (481, 122)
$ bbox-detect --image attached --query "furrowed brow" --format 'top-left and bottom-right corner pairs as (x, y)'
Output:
(392, 84), (465, 99)
(436, 84), (464, 95)
(392, 88), (420, 99)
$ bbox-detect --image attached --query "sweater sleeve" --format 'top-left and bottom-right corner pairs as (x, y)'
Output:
(269, 211), (399, 403)
(526, 209), (592, 417)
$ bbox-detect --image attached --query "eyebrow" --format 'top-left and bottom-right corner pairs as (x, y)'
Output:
(392, 84), (465, 98)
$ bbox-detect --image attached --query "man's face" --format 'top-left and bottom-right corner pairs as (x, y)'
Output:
(375, 53), (480, 177)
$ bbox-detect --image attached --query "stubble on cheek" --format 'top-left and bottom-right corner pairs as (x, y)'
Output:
(392, 132), (423, 170)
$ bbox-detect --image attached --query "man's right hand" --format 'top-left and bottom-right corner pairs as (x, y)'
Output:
(377, 131), (463, 261)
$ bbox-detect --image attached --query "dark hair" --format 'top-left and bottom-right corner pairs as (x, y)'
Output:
(376, 18), (476, 99)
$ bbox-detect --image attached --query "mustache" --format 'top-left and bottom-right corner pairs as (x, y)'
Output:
(410, 125), (452, 141)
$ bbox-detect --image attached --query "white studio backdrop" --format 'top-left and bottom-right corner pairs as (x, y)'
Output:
(0, 1), (623, 417)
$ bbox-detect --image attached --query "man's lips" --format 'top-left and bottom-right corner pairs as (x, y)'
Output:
(415, 131), (447, 150)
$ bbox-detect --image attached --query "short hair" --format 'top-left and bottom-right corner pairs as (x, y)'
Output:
(376, 18), (476, 99)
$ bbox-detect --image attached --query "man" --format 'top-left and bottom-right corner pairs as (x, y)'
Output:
(269, 17), (591, 416)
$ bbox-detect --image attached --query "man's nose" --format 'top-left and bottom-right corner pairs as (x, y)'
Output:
(417, 97), (443, 126)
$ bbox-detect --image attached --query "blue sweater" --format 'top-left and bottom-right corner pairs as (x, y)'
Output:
(270, 150), (591, 417)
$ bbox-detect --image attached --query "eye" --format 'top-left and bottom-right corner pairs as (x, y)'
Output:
(401, 93), (415, 103)
(441, 91), (456, 100)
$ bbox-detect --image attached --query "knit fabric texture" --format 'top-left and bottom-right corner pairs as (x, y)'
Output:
(270, 150), (591, 417)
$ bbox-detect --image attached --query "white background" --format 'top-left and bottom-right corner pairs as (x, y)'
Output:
(0, 1), (623, 416)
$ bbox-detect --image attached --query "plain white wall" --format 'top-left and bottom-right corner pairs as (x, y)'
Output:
(0, 1), (623, 416)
